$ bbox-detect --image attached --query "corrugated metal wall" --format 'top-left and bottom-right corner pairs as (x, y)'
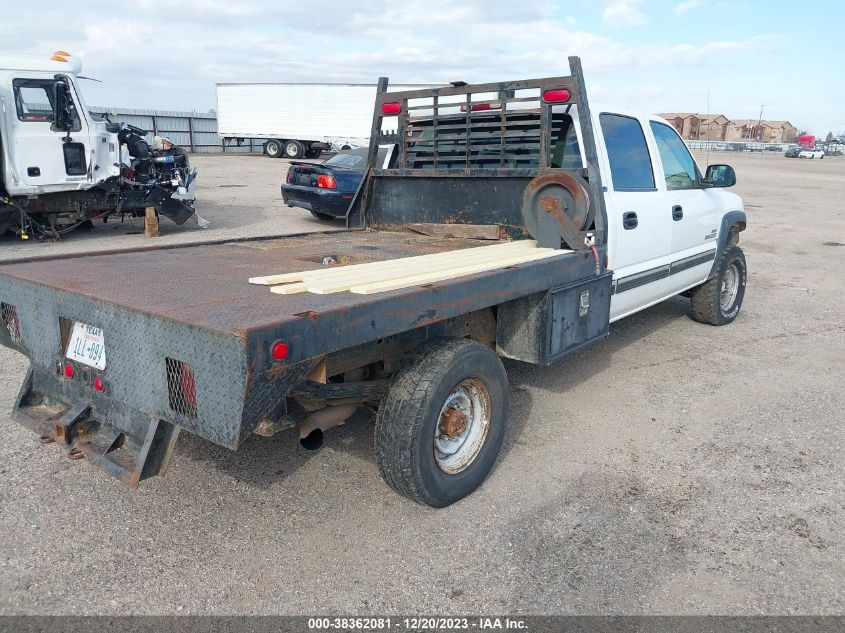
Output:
(91, 106), (262, 154)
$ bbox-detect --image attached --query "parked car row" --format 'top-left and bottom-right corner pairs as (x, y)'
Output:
(784, 146), (826, 159)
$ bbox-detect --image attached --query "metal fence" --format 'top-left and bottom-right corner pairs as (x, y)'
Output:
(91, 105), (261, 154)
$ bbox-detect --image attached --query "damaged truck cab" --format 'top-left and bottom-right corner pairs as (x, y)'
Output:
(0, 51), (197, 236)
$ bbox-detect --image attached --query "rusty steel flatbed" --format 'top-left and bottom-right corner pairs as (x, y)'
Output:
(0, 58), (613, 489)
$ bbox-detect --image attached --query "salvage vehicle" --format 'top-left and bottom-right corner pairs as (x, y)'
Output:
(784, 146), (801, 158)
(282, 147), (389, 220)
(0, 57), (746, 507)
(0, 52), (198, 238)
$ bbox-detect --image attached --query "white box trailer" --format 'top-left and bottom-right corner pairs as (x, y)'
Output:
(215, 82), (435, 159)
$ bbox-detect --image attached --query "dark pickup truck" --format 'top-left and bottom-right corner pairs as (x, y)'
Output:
(0, 57), (746, 507)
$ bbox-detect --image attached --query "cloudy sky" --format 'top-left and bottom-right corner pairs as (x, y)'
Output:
(3, 0), (842, 135)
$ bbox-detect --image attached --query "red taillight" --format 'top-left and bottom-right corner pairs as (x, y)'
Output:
(543, 88), (571, 103)
(181, 368), (197, 407)
(316, 174), (336, 189)
(381, 102), (401, 115)
(93, 376), (105, 392)
(286, 170), (293, 184)
(271, 341), (289, 361)
(63, 363), (73, 378)
(460, 102), (501, 112)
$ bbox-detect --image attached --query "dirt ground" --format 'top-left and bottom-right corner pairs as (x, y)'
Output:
(0, 151), (842, 615)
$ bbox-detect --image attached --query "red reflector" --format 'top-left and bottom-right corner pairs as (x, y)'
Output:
(272, 341), (289, 360)
(93, 376), (105, 392)
(381, 102), (401, 115)
(543, 88), (571, 103)
(181, 368), (197, 407)
(63, 363), (73, 378)
(316, 174), (336, 189)
(460, 103), (500, 112)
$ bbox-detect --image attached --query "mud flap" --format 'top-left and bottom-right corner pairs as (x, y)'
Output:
(12, 368), (181, 487)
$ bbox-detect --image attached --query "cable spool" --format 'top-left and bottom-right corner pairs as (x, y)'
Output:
(521, 171), (593, 250)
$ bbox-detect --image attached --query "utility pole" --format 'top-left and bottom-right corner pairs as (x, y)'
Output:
(757, 105), (765, 142)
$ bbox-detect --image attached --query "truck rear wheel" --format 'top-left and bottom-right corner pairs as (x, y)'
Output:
(690, 245), (747, 325)
(284, 140), (305, 159)
(375, 338), (508, 507)
(265, 139), (283, 158)
(305, 148), (322, 159)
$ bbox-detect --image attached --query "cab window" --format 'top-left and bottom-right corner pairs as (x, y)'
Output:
(650, 121), (701, 190)
(599, 114), (655, 191)
(13, 78), (80, 130)
(13, 79), (56, 122)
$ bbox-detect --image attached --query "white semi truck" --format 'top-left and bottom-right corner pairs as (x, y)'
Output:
(0, 52), (197, 238)
(216, 82), (435, 159)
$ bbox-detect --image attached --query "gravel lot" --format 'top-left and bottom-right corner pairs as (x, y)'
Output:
(0, 151), (842, 615)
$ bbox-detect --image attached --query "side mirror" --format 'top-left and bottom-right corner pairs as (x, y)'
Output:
(52, 79), (74, 133)
(704, 164), (736, 188)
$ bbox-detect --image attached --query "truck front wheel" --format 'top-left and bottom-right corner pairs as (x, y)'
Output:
(690, 245), (747, 325)
(375, 338), (509, 507)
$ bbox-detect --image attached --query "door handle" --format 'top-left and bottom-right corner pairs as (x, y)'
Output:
(672, 205), (684, 221)
(623, 211), (638, 230)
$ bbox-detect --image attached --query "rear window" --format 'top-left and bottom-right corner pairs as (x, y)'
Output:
(600, 113), (655, 191)
(324, 153), (365, 168)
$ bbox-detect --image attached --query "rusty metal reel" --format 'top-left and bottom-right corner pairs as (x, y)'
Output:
(521, 171), (593, 250)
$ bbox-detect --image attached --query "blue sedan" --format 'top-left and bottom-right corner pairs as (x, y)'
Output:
(282, 148), (387, 220)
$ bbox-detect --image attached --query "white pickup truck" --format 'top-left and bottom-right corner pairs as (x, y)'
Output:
(0, 58), (747, 506)
(0, 52), (197, 237)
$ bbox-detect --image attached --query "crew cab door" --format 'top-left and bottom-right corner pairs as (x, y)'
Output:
(598, 113), (673, 321)
(9, 75), (91, 193)
(647, 120), (721, 294)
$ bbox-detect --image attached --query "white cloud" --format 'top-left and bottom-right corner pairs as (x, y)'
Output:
(602, 1), (648, 28)
(675, 0), (705, 15)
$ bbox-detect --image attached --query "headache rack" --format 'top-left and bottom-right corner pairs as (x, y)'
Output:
(350, 56), (607, 247)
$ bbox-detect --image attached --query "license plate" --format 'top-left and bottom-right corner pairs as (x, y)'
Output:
(297, 174), (312, 186)
(66, 321), (106, 370)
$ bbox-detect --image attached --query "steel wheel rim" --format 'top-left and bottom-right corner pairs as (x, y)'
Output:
(285, 142), (298, 157)
(434, 378), (491, 474)
(720, 262), (740, 311)
(267, 141), (279, 154)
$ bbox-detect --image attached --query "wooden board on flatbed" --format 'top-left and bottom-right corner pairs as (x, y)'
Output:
(407, 223), (501, 240)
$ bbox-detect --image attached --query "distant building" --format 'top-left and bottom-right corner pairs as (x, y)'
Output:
(659, 112), (798, 144)
(659, 113), (731, 141)
(727, 119), (798, 144)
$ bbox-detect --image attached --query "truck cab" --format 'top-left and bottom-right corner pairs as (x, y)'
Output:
(0, 51), (197, 235)
(589, 109), (744, 321)
(0, 52), (118, 197)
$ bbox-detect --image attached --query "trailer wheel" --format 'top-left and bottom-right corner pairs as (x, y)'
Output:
(265, 139), (284, 158)
(305, 148), (322, 159)
(284, 140), (305, 159)
(690, 244), (747, 325)
(375, 338), (508, 507)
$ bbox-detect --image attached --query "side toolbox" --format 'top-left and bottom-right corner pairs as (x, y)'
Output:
(496, 272), (613, 365)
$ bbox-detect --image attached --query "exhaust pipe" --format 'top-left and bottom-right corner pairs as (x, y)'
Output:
(298, 368), (364, 450)
(299, 403), (358, 450)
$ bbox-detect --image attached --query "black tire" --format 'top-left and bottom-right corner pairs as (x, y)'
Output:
(690, 244), (747, 325)
(284, 140), (305, 159)
(375, 338), (508, 507)
(309, 210), (335, 221)
(305, 148), (322, 159)
(265, 139), (283, 158)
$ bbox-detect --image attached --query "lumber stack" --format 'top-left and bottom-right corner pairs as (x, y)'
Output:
(249, 240), (571, 296)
